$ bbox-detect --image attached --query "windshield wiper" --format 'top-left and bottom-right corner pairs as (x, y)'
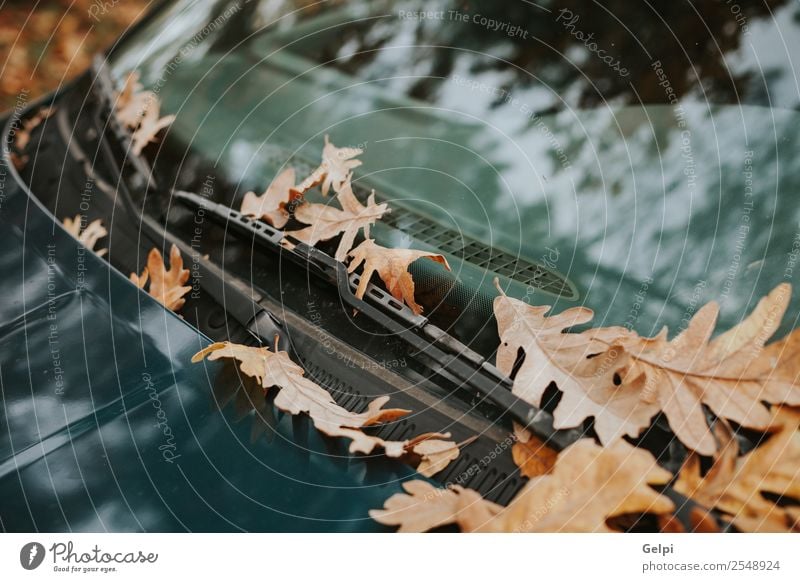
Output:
(174, 188), (585, 450)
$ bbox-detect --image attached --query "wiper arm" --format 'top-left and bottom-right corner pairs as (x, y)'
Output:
(173, 189), (583, 451)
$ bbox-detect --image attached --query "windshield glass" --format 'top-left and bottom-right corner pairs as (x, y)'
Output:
(110, 0), (800, 337)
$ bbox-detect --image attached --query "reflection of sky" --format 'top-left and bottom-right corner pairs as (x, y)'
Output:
(724, 1), (800, 110)
(108, 0), (800, 334)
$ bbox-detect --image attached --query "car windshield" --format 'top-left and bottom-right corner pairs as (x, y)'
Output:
(110, 0), (800, 337)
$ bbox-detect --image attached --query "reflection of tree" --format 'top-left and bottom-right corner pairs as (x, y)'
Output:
(307, 0), (788, 110)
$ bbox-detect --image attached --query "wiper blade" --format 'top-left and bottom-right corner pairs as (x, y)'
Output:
(173, 189), (583, 451)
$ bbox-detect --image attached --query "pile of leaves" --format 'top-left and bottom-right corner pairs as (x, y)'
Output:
(372, 282), (800, 532)
(0, 0), (147, 110)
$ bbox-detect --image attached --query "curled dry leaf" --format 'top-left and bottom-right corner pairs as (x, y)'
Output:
(62, 214), (108, 257)
(495, 281), (800, 455)
(192, 341), (463, 470)
(240, 167), (298, 228)
(372, 480), (502, 533)
(511, 422), (558, 478)
(290, 178), (389, 261)
(348, 239), (451, 315)
(658, 507), (722, 533)
(15, 105), (56, 150)
(115, 71), (147, 127)
(131, 106), (175, 155)
(10, 152), (29, 171)
(115, 71), (175, 155)
(130, 244), (191, 312)
(675, 407), (800, 532)
(371, 439), (674, 532)
(295, 135), (363, 196)
(406, 433), (472, 478)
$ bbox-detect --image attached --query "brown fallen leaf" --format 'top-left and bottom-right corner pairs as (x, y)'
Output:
(658, 507), (721, 533)
(495, 281), (800, 455)
(131, 104), (176, 155)
(130, 244), (191, 311)
(371, 439), (674, 532)
(114, 71), (175, 155)
(406, 433), (473, 478)
(511, 423), (558, 478)
(115, 71), (150, 128)
(10, 152), (29, 171)
(290, 178), (389, 261)
(348, 239), (451, 315)
(192, 341), (463, 468)
(62, 214), (108, 257)
(372, 480), (502, 533)
(16, 105), (56, 150)
(295, 135), (363, 196)
(240, 167), (298, 228)
(675, 407), (800, 532)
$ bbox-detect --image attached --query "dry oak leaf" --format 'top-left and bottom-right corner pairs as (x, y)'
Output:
(371, 480), (502, 533)
(10, 152), (29, 171)
(192, 342), (461, 465)
(495, 282), (800, 455)
(115, 72), (150, 128)
(295, 135), (363, 196)
(130, 244), (191, 312)
(511, 422), (558, 478)
(114, 72), (175, 155)
(240, 167), (298, 228)
(16, 106), (56, 150)
(348, 239), (451, 315)
(371, 439), (674, 532)
(62, 214), (108, 257)
(675, 407), (800, 532)
(131, 104), (175, 155)
(290, 178), (389, 261)
(494, 283), (658, 447)
(405, 433), (472, 478)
